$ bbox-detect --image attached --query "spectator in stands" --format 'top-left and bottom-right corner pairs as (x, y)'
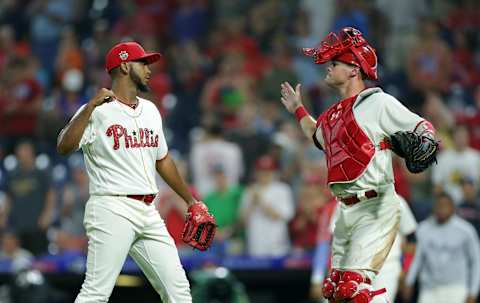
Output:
(157, 155), (200, 248)
(171, 0), (209, 43)
(39, 68), (88, 146)
(204, 164), (243, 249)
(456, 86), (480, 150)
(0, 57), (43, 148)
(457, 176), (480, 236)
(55, 155), (88, 252)
(406, 17), (453, 94)
(190, 121), (244, 196)
(4, 140), (55, 255)
(404, 192), (480, 303)
(432, 125), (480, 204)
(27, 0), (78, 83)
(240, 155), (294, 257)
(200, 51), (255, 128)
(0, 229), (34, 273)
(54, 27), (84, 83)
(421, 92), (455, 149)
(289, 174), (329, 253)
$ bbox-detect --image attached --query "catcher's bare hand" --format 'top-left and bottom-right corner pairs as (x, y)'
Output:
(89, 88), (115, 108)
(280, 82), (303, 113)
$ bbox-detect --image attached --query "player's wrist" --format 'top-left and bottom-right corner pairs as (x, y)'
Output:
(294, 105), (309, 122)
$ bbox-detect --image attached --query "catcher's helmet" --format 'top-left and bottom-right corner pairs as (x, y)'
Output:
(303, 27), (378, 80)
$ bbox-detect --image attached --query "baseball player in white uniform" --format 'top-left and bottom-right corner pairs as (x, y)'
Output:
(57, 42), (216, 303)
(280, 27), (438, 303)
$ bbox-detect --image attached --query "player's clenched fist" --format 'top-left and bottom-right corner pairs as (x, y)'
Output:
(89, 88), (115, 107)
(280, 82), (303, 113)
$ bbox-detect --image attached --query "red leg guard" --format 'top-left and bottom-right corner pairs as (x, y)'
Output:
(350, 288), (387, 303)
(322, 269), (341, 299)
(323, 270), (386, 303)
(334, 271), (364, 300)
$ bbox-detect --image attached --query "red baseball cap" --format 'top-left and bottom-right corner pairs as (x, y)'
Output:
(105, 41), (161, 72)
(255, 155), (278, 171)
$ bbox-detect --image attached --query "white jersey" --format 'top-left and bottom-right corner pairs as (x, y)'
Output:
(190, 138), (244, 196)
(315, 88), (424, 197)
(73, 97), (168, 195)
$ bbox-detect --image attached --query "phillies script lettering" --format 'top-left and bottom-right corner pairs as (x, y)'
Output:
(106, 124), (159, 150)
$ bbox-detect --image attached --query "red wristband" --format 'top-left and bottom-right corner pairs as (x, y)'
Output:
(294, 106), (308, 122)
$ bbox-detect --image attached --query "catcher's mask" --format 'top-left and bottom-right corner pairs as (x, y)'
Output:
(303, 27), (378, 80)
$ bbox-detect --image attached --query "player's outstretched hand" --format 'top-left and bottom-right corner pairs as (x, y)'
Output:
(182, 201), (216, 251)
(280, 82), (303, 113)
(89, 88), (115, 108)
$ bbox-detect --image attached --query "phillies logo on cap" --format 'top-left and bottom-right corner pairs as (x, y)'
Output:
(119, 50), (129, 60)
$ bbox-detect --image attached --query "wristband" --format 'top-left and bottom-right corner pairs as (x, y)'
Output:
(294, 106), (308, 122)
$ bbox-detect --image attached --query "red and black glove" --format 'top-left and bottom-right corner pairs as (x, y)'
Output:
(182, 202), (216, 251)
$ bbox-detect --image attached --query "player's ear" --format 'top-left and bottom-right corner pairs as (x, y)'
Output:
(350, 66), (360, 79)
(119, 62), (130, 75)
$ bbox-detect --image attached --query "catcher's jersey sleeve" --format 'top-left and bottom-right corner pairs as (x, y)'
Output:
(378, 94), (424, 135)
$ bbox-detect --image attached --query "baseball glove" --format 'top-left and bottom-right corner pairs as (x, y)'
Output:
(390, 131), (439, 174)
(182, 202), (216, 251)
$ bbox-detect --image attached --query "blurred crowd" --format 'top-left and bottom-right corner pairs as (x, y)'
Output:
(1, 0), (480, 302)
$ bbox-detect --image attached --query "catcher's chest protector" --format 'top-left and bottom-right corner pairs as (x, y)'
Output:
(320, 95), (375, 184)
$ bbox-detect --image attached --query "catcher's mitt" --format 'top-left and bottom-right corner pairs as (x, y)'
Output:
(390, 131), (439, 174)
(182, 202), (216, 251)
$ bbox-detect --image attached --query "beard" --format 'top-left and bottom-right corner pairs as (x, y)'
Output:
(130, 69), (149, 92)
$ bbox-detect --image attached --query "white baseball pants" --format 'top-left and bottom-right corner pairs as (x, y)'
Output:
(332, 191), (401, 273)
(74, 195), (191, 303)
(373, 261), (402, 302)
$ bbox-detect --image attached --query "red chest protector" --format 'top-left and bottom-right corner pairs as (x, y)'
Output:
(318, 95), (375, 185)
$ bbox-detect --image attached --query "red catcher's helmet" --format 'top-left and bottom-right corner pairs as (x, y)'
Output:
(303, 27), (378, 80)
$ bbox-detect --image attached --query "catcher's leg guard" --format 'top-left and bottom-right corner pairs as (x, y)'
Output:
(322, 269), (341, 300)
(324, 270), (386, 303)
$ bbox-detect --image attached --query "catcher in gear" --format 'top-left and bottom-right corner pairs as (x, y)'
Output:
(280, 27), (438, 303)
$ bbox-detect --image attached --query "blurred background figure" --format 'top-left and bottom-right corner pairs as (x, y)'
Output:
(432, 125), (480, 204)
(3, 140), (55, 256)
(289, 174), (330, 254)
(54, 154), (88, 253)
(157, 154), (199, 249)
(457, 176), (480, 236)
(404, 192), (480, 303)
(190, 120), (244, 196)
(0, 229), (34, 273)
(240, 155), (294, 257)
(204, 164), (244, 256)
